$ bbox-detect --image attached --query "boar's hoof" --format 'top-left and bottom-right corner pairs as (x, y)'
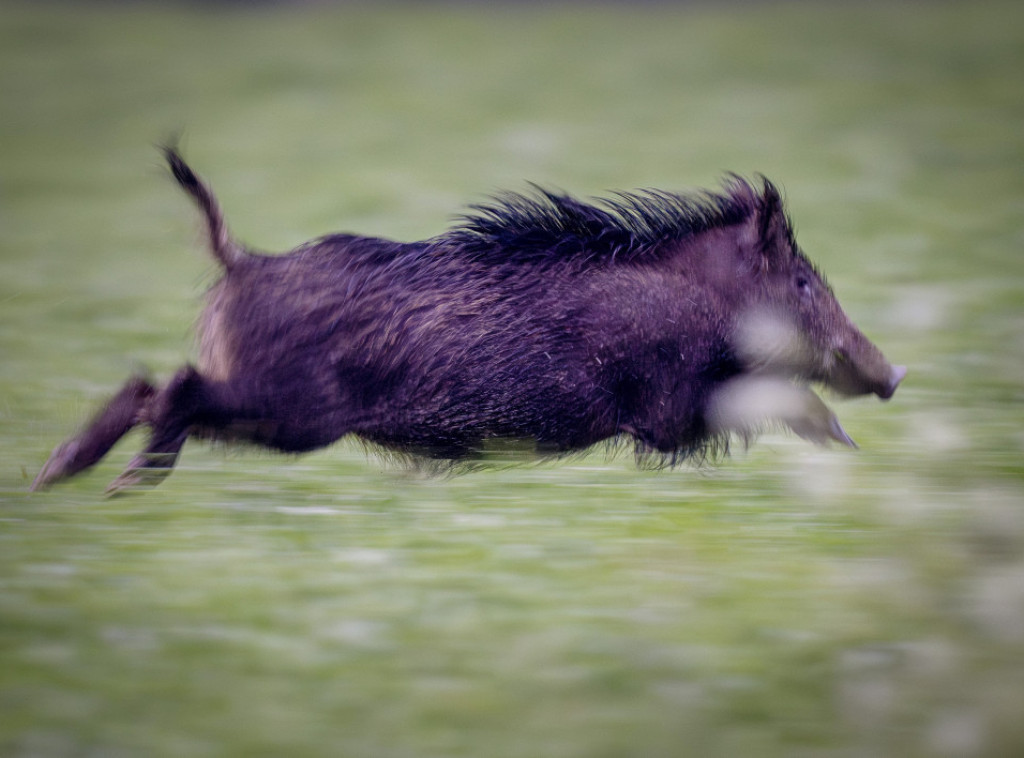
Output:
(104, 453), (178, 497)
(29, 439), (82, 491)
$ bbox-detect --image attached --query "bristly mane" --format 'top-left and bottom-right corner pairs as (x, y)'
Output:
(435, 176), (764, 265)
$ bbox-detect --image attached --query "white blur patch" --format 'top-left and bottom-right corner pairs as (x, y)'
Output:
(320, 619), (389, 647)
(926, 708), (986, 758)
(785, 449), (852, 504)
(272, 505), (344, 516)
(498, 124), (562, 161)
(887, 284), (956, 333)
(733, 307), (810, 372)
(708, 375), (856, 448)
(331, 548), (395, 567)
(909, 411), (970, 455)
(969, 564), (1024, 643)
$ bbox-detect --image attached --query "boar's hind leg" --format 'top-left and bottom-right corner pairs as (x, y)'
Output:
(31, 375), (156, 491)
(104, 366), (231, 496)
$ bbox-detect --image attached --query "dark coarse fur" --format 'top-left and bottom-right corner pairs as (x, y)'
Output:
(31, 147), (904, 494)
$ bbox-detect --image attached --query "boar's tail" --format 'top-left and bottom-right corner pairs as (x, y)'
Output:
(161, 145), (246, 270)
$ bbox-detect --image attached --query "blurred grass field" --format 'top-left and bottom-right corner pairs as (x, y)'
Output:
(2, 1), (1023, 756)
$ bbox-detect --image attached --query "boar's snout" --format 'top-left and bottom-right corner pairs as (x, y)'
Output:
(734, 308), (905, 401)
(830, 341), (906, 401)
(878, 364), (907, 400)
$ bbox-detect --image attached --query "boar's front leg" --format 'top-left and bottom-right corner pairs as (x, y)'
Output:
(104, 365), (232, 495)
(707, 376), (858, 448)
(31, 375), (156, 491)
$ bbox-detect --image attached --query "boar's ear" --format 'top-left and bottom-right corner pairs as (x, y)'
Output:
(746, 177), (791, 271)
(758, 178), (788, 246)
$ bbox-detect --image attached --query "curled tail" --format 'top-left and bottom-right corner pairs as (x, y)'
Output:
(161, 145), (246, 269)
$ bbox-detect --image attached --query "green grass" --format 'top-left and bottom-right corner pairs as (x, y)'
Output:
(2, 1), (1023, 756)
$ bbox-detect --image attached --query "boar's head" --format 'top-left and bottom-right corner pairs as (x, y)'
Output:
(710, 179), (905, 446)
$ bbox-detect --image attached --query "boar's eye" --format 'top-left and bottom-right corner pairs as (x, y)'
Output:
(795, 275), (811, 296)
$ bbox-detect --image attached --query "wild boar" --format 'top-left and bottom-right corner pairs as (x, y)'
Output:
(32, 147), (905, 494)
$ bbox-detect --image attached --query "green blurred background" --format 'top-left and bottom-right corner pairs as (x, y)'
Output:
(2, 1), (1023, 756)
